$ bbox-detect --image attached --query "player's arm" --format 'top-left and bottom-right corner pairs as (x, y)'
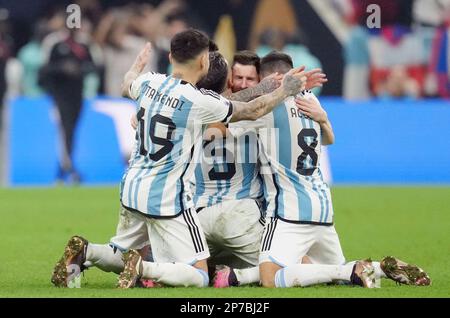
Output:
(121, 42), (152, 98)
(224, 73), (283, 102)
(225, 69), (327, 103)
(295, 95), (335, 145)
(230, 68), (307, 122)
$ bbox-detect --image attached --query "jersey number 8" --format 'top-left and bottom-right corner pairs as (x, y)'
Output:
(296, 128), (318, 176)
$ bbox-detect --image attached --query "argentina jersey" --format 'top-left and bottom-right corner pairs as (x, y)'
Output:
(120, 72), (233, 217)
(258, 91), (333, 224)
(192, 125), (263, 208)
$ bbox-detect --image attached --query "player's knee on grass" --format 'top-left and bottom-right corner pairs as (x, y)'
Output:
(260, 262), (282, 288)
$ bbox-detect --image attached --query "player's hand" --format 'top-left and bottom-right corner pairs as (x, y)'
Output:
(295, 96), (328, 124)
(281, 67), (307, 96)
(304, 68), (328, 90)
(132, 42), (152, 74)
(131, 114), (138, 130)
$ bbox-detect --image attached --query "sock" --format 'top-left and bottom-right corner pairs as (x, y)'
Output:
(347, 260), (387, 279)
(141, 262), (209, 287)
(275, 264), (354, 287)
(84, 243), (124, 274)
(372, 261), (387, 279)
(234, 266), (260, 285)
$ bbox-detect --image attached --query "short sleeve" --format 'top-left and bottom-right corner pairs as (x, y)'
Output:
(195, 89), (233, 124)
(129, 72), (155, 100)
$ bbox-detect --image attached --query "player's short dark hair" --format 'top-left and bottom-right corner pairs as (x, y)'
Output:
(260, 51), (293, 76)
(196, 51), (228, 94)
(170, 29), (217, 63)
(232, 50), (260, 74)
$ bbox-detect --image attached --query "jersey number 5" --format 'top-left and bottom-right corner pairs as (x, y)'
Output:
(137, 108), (176, 161)
(204, 139), (236, 180)
(296, 128), (318, 176)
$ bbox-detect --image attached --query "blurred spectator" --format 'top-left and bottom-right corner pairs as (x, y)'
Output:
(0, 8), (12, 186)
(413, 0), (450, 28)
(375, 65), (420, 99)
(95, 0), (184, 96)
(155, 14), (189, 74)
(343, 25), (371, 99)
(39, 16), (99, 184)
(413, 0), (450, 98)
(256, 27), (323, 95)
(0, 8), (12, 125)
(96, 9), (155, 97)
(17, 21), (48, 97)
(368, 26), (426, 97)
(428, 24), (450, 98)
(342, 0), (432, 99)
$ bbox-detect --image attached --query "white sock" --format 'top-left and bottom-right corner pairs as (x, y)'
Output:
(347, 260), (387, 279)
(234, 266), (260, 285)
(84, 244), (124, 274)
(372, 261), (387, 279)
(141, 262), (209, 287)
(275, 264), (354, 287)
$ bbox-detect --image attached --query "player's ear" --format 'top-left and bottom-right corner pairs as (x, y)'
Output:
(168, 52), (173, 64)
(227, 74), (233, 89)
(200, 51), (209, 73)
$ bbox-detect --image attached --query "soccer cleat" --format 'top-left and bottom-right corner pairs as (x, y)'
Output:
(350, 259), (379, 288)
(51, 235), (88, 287)
(213, 265), (239, 288)
(117, 249), (143, 289)
(380, 256), (431, 286)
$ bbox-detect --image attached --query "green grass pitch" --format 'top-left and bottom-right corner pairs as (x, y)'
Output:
(0, 186), (449, 298)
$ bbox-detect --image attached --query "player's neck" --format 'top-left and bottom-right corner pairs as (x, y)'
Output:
(171, 67), (201, 86)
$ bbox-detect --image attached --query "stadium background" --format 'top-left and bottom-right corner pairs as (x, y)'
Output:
(0, 0), (449, 298)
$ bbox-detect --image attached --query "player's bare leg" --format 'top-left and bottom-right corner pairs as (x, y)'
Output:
(260, 262), (283, 288)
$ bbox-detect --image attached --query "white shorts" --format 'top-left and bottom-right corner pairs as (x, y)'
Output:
(259, 217), (345, 267)
(198, 199), (265, 268)
(110, 207), (209, 264)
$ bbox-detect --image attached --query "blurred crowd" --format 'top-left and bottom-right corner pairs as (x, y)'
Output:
(0, 0), (448, 105)
(0, 0), (191, 182)
(0, 0), (448, 185)
(0, 0), (190, 102)
(335, 0), (450, 100)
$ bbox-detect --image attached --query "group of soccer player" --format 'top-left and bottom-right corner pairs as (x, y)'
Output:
(51, 29), (431, 289)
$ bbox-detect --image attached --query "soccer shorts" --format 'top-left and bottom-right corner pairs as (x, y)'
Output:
(259, 217), (345, 267)
(198, 199), (265, 268)
(110, 207), (209, 264)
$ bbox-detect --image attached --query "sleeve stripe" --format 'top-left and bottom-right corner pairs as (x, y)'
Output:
(221, 102), (233, 123)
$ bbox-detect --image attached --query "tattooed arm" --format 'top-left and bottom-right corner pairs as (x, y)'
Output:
(224, 74), (282, 102)
(230, 68), (306, 122)
(225, 68), (327, 103)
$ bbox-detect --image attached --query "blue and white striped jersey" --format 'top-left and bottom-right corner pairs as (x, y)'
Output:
(120, 72), (233, 217)
(191, 125), (263, 208)
(230, 91), (333, 224)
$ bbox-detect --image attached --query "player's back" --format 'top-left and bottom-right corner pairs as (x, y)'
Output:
(192, 125), (263, 208)
(258, 91), (334, 224)
(120, 72), (233, 217)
